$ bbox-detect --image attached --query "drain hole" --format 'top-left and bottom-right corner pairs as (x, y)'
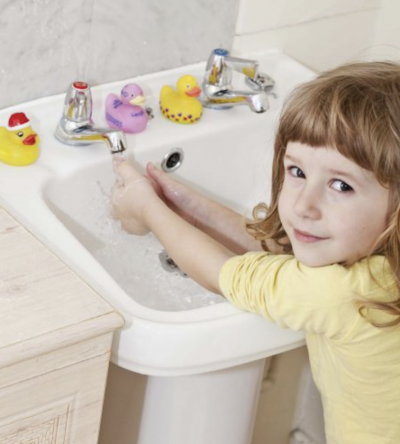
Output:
(166, 152), (181, 169)
(159, 250), (187, 277)
(161, 148), (184, 172)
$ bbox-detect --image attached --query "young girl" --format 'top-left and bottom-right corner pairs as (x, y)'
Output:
(112, 61), (400, 444)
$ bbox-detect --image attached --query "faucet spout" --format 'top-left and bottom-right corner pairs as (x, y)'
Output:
(54, 81), (127, 154)
(101, 129), (127, 154)
(55, 119), (127, 154)
(204, 90), (269, 113)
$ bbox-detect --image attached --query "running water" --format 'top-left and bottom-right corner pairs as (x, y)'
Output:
(88, 178), (224, 311)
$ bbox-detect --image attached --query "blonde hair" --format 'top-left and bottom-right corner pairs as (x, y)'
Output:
(247, 61), (400, 327)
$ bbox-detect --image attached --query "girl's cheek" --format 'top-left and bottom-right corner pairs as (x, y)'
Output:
(277, 193), (289, 220)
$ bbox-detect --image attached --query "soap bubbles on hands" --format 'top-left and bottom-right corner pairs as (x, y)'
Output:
(89, 180), (225, 311)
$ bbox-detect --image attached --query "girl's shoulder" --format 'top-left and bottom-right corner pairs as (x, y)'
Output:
(240, 252), (396, 300)
(355, 255), (397, 302)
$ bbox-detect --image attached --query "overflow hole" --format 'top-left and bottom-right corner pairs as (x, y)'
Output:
(161, 148), (184, 172)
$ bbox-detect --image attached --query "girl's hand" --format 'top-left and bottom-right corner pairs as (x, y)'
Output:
(146, 162), (198, 226)
(112, 160), (233, 294)
(112, 159), (161, 235)
(146, 162), (263, 254)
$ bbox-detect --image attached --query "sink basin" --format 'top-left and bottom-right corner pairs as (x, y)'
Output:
(0, 50), (313, 376)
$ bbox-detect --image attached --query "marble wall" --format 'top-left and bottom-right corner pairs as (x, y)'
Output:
(0, 0), (239, 109)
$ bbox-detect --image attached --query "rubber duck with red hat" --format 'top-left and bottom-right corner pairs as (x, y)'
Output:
(0, 112), (40, 166)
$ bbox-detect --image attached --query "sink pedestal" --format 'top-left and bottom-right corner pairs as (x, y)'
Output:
(137, 359), (265, 444)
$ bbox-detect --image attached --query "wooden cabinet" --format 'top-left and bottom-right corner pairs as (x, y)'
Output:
(0, 208), (123, 444)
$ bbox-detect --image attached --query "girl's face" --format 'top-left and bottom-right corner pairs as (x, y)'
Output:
(278, 142), (390, 267)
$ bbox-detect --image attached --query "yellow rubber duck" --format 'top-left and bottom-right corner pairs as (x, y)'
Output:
(0, 112), (40, 166)
(159, 75), (203, 124)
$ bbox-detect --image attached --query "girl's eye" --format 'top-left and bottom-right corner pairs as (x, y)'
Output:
(288, 166), (305, 178)
(331, 179), (353, 193)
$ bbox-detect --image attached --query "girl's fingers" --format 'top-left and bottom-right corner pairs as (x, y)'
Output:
(114, 159), (145, 184)
(146, 162), (162, 182)
(146, 162), (180, 197)
(147, 175), (164, 200)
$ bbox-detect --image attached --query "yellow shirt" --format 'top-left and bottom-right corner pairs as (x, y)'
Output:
(219, 252), (400, 444)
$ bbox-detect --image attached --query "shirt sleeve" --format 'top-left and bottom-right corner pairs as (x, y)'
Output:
(219, 252), (367, 339)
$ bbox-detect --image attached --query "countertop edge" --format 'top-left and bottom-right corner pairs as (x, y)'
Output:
(0, 310), (124, 369)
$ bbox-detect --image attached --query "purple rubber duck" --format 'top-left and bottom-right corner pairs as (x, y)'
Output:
(105, 83), (149, 133)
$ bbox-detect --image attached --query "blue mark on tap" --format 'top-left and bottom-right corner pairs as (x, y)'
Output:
(214, 48), (229, 57)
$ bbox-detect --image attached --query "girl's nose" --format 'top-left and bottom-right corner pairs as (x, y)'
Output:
(293, 185), (322, 219)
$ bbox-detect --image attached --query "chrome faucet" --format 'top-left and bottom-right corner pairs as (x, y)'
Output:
(55, 81), (127, 154)
(201, 48), (274, 113)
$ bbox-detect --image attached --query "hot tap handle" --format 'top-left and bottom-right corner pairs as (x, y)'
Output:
(63, 81), (93, 124)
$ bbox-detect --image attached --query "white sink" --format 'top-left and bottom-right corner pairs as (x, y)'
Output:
(0, 50), (313, 377)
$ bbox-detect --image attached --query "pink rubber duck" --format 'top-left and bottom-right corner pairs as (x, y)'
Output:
(105, 83), (149, 133)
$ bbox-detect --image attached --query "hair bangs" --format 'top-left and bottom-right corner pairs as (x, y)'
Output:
(278, 80), (379, 172)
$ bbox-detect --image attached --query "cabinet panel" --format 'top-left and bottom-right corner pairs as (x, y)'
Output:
(0, 401), (68, 444)
(0, 352), (111, 444)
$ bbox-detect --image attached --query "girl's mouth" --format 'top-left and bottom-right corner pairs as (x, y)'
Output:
(294, 229), (328, 243)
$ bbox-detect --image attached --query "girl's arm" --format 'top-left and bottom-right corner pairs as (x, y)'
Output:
(146, 163), (265, 254)
(112, 160), (233, 294)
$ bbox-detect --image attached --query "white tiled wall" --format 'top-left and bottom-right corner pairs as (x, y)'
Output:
(235, 0), (381, 35)
(371, 0), (400, 59)
(232, 0), (400, 72)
